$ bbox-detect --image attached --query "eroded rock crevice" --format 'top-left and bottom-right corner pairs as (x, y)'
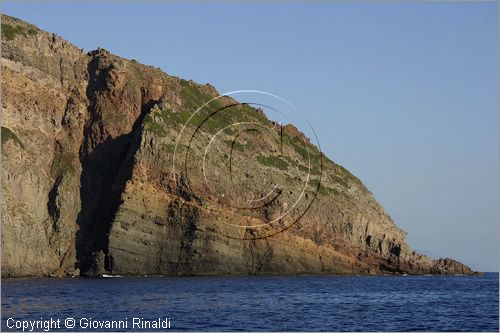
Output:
(75, 51), (158, 276)
(47, 175), (63, 231)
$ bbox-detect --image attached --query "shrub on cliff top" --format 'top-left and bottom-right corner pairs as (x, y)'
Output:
(1, 23), (37, 41)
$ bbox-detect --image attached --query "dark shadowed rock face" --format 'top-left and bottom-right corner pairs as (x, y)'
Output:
(1, 15), (476, 277)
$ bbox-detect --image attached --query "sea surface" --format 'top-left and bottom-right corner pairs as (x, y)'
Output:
(2, 273), (498, 332)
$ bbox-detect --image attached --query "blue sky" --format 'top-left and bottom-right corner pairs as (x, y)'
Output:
(2, 2), (498, 271)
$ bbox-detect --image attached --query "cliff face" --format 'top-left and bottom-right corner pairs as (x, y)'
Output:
(1, 15), (475, 277)
(1, 15), (88, 276)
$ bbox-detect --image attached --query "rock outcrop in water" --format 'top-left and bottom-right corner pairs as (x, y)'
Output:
(1, 15), (476, 277)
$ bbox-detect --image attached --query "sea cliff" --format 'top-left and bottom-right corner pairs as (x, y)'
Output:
(1, 15), (475, 277)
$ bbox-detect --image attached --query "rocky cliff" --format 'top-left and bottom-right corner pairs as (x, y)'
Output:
(1, 15), (476, 277)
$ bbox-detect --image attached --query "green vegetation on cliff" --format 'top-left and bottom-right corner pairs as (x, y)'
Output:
(256, 155), (289, 170)
(50, 152), (76, 178)
(1, 23), (37, 41)
(1, 126), (24, 149)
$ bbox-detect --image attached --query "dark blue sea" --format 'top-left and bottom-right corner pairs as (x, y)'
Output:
(2, 273), (498, 332)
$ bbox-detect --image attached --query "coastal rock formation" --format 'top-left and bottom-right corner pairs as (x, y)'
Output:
(1, 15), (476, 277)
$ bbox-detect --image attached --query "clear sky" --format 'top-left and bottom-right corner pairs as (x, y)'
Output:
(2, 2), (498, 272)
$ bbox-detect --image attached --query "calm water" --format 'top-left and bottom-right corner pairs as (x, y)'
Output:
(2, 273), (498, 331)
